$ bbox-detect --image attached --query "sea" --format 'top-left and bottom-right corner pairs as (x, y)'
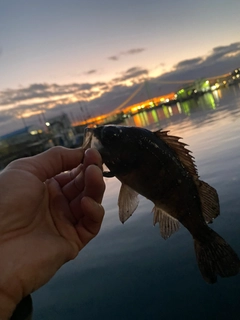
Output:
(33, 84), (240, 320)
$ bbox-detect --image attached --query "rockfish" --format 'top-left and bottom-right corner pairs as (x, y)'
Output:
(83, 125), (240, 283)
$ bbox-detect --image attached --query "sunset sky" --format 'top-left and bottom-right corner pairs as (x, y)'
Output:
(0, 0), (240, 135)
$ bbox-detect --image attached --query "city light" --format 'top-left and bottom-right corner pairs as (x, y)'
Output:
(30, 130), (38, 135)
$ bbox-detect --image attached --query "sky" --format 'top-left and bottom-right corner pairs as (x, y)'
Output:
(0, 0), (240, 135)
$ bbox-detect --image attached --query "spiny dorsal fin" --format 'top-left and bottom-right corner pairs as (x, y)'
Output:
(154, 130), (220, 224)
(118, 184), (139, 223)
(154, 130), (198, 178)
(153, 206), (180, 239)
(195, 179), (220, 223)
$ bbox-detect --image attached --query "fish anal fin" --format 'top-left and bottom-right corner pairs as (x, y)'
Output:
(154, 130), (198, 178)
(118, 184), (139, 223)
(153, 206), (180, 240)
(196, 179), (220, 223)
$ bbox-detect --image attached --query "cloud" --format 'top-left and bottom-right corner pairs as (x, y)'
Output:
(123, 48), (145, 55)
(111, 67), (148, 84)
(1, 42), (240, 136)
(0, 65), (148, 133)
(121, 67), (148, 81)
(175, 58), (203, 70)
(99, 42), (240, 116)
(108, 55), (119, 61)
(156, 42), (240, 86)
(0, 82), (108, 107)
(85, 69), (97, 75)
(0, 112), (13, 124)
(108, 48), (145, 61)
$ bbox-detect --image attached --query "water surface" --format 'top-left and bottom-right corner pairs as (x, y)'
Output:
(33, 85), (240, 320)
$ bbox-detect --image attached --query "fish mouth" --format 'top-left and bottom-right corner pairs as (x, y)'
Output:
(91, 135), (103, 150)
(82, 127), (104, 151)
(82, 127), (94, 149)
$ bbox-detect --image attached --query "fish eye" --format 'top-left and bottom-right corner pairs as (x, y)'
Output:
(101, 126), (120, 142)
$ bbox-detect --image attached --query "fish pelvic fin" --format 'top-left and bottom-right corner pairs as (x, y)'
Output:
(194, 229), (240, 284)
(153, 206), (180, 240)
(154, 130), (198, 178)
(118, 184), (139, 223)
(195, 179), (220, 223)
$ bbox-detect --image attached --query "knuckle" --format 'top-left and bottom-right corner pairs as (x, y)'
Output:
(48, 146), (66, 156)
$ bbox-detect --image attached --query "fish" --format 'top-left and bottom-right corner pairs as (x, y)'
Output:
(83, 125), (240, 283)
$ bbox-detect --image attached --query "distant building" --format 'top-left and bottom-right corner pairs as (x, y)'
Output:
(45, 113), (77, 147)
(177, 79), (210, 101)
(1, 126), (42, 145)
(0, 125), (52, 169)
(231, 68), (240, 83)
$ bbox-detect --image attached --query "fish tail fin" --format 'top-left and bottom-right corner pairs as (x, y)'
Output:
(194, 229), (240, 283)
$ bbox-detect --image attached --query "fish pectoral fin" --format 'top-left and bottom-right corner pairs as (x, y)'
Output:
(118, 184), (139, 223)
(103, 171), (115, 178)
(153, 206), (180, 240)
(196, 179), (220, 223)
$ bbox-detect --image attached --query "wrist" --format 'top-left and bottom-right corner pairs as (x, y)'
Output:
(0, 290), (17, 319)
(0, 243), (23, 319)
(0, 292), (33, 320)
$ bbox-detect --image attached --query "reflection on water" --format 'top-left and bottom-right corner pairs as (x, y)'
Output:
(33, 86), (240, 320)
(125, 86), (240, 131)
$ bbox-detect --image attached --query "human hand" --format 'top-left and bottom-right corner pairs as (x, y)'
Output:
(0, 147), (105, 319)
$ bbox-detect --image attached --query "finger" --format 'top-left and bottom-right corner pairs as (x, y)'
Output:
(61, 149), (103, 202)
(70, 165), (105, 219)
(83, 164), (105, 203)
(8, 147), (84, 182)
(76, 197), (105, 246)
(54, 164), (83, 187)
(83, 148), (103, 170)
(47, 177), (77, 225)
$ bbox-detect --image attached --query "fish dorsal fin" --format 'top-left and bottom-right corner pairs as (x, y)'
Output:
(153, 206), (180, 239)
(195, 179), (220, 223)
(118, 184), (139, 223)
(154, 130), (220, 223)
(154, 130), (198, 178)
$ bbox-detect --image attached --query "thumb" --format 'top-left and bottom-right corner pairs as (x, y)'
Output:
(8, 147), (84, 182)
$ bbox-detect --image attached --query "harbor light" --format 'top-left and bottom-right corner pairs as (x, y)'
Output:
(30, 130), (38, 135)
